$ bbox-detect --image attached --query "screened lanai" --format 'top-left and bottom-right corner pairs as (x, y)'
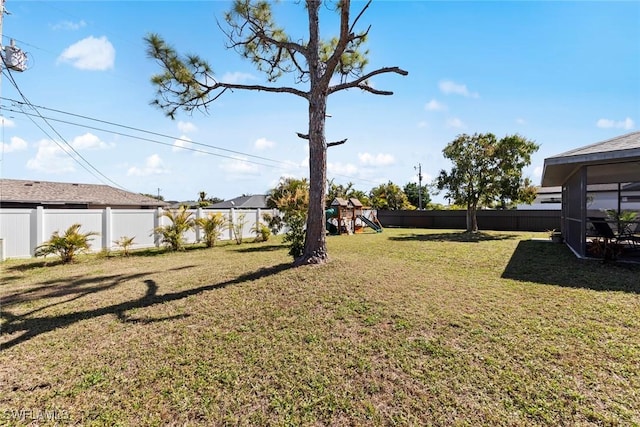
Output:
(541, 131), (640, 260)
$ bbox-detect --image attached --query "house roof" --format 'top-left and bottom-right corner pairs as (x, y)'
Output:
(210, 194), (268, 209)
(0, 179), (167, 208)
(541, 131), (640, 187)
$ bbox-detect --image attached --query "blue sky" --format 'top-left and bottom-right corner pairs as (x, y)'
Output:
(0, 1), (638, 203)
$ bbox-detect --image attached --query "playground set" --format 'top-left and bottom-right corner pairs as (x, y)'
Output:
(325, 198), (383, 235)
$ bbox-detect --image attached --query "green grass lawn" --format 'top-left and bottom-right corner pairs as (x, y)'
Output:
(1, 229), (639, 426)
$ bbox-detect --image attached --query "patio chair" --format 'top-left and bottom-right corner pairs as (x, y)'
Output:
(587, 217), (619, 259)
(588, 217), (616, 239)
(618, 221), (640, 250)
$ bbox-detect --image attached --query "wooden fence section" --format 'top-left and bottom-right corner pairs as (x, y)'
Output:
(377, 209), (561, 232)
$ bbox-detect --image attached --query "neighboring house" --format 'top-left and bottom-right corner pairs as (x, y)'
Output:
(210, 194), (269, 209)
(0, 179), (167, 209)
(520, 183), (640, 211)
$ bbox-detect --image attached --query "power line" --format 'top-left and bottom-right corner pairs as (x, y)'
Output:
(1, 69), (128, 190)
(2, 105), (291, 170)
(1, 97), (385, 186)
(3, 97), (301, 168)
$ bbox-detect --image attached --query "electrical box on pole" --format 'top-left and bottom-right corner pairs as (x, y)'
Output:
(3, 39), (27, 72)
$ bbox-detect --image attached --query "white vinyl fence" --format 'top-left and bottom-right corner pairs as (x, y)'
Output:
(0, 207), (278, 260)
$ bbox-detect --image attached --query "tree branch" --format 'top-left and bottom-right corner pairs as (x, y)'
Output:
(327, 138), (347, 148)
(296, 132), (309, 140)
(328, 66), (409, 95)
(349, 0), (372, 34)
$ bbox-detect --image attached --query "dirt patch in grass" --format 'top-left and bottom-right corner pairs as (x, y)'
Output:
(1, 230), (639, 425)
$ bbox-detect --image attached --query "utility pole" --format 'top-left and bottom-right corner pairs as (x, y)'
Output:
(0, 1), (27, 76)
(414, 163), (423, 210)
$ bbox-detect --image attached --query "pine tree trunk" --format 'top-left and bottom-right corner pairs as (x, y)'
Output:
(296, 0), (329, 265)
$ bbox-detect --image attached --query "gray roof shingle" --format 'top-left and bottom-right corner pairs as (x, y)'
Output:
(210, 194), (268, 209)
(0, 179), (167, 207)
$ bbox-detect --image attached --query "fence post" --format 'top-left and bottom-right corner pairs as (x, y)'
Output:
(196, 207), (203, 243)
(102, 207), (112, 251)
(154, 207), (163, 247)
(229, 208), (235, 240)
(31, 206), (45, 256)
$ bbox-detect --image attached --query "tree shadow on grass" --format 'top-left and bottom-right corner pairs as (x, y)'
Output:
(232, 244), (285, 253)
(2, 272), (153, 306)
(1, 262), (294, 350)
(388, 231), (519, 243)
(501, 240), (640, 293)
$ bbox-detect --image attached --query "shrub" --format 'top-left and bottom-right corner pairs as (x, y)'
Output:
(229, 213), (247, 245)
(113, 236), (136, 256)
(154, 207), (194, 251)
(252, 222), (271, 243)
(195, 212), (228, 247)
(34, 223), (99, 263)
(262, 212), (284, 235)
(283, 212), (306, 259)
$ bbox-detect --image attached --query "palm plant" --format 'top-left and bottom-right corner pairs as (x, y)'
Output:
(195, 212), (228, 247)
(229, 213), (247, 245)
(113, 235), (136, 256)
(34, 223), (99, 263)
(251, 222), (271, 243)
(154, 207), (195, 251)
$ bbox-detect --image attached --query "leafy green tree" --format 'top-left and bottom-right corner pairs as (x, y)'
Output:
(197, 191), (210, 208)
(195, 212), (228, 247)
(369, 181), (413, 210)
(267, 178), (310, 212)
(403, 182), (431, 209)
(145, 0), (407, 265)
(35, 223), (99, 263)
(326, 179), (369, 207)
(436, 133), (539, 232)
(154, 207), (195, 251)
(267, 177), (310, 259)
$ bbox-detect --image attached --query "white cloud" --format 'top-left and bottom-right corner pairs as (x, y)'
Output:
(51, 20), (86, 31)
(596, 117), (634, 130)
(177, 121), (197, 134)
(446, 117), (466, 129)
(516, 118), (527, 125)
(27, 139), (75, 173)
(0, 116), (16, 127)
(254, 137), (275, 150)
(328, 162), (358, 176)
(1, 136), (28, 153)
(71, 133), (111, 150)
(58, 36), (115, 71)
(439, 80), (479, 98)
(221, 72), (257, 84)
(425, 99), (447, 111)
(358, 152), (395, 167)
(172, 135), (192, 152)
(534, 166), (543, 179)
(127, 154), (169, 176)
(219, 156), (260, 175)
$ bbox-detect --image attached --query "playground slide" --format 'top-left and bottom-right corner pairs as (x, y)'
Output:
(358, 215), (383, 233)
